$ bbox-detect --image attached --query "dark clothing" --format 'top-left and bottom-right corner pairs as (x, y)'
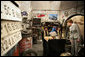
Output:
(41, 29), (48, 56)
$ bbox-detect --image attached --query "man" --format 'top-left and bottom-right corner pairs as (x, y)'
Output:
(67, 19), (81, 56)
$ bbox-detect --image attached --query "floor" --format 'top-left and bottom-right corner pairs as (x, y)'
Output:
(32, 40), (43, 56)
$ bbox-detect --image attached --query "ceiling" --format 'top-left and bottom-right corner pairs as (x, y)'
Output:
(15, 1), (84, 11)
(31, 1), (84, 11)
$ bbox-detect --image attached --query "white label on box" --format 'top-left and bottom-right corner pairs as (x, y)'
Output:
(1, 1), (22, 21)
(1, 31), (22, 56)
(1, 21), (22, 38)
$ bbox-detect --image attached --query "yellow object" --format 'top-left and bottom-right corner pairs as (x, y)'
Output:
(60, 52), (71, 56)
(42, 27), (44, 30)
(44, 30), (49, 37)
(44, 36), (53, 41)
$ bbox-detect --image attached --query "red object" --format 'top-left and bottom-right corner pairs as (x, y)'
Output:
(19, 38), (32, 54)
(12, 46), (19, 56)
(37, 14), (45, 17)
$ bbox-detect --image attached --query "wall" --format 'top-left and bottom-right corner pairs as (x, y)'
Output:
(59, 8), (77, 23)
(31, 1), (61, 22)
(15, 1), (84, 23)
(59, 5), (84, 23)
(32, 11), (60, 22)
(16, 1), (32, 20)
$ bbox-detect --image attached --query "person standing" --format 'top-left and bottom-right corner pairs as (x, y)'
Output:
(67, 19), (81, 56)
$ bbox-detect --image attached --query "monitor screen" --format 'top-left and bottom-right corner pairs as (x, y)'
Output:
(32, 18), (41, 26)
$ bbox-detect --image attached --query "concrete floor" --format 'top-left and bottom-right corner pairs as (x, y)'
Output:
(32, 40), (43, 56)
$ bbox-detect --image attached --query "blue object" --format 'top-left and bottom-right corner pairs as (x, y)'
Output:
(51, 26), (56, 32)
(49, 14), (58, 20)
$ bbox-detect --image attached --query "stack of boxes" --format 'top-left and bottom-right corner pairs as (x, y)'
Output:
(1, 1), (22, 56)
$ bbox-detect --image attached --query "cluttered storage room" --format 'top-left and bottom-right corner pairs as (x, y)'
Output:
(1, 1), (84, 56)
